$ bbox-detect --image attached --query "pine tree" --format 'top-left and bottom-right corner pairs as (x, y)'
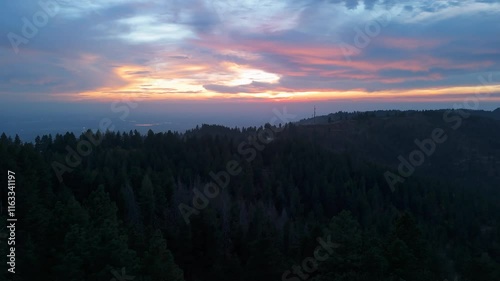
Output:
(142, 230), (184, 281)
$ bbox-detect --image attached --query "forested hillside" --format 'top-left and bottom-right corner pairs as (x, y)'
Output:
(1, 111), (499, 281)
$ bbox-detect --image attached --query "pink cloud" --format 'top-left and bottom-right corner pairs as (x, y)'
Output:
(376, 37), (445, 50)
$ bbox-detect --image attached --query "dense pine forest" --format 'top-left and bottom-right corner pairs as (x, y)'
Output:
(1, 110), (500, 281)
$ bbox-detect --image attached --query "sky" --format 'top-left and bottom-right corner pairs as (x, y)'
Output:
(1, 0), (500, 138)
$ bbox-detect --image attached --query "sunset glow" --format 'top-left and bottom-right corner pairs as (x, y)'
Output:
(1, 0), (500, 106)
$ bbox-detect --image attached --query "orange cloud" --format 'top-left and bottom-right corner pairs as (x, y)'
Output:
(193, 35), (491, 82)
(48, 35), (498, 105)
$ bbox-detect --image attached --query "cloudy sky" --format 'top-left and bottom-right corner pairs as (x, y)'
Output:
(1, 0), (500, 116)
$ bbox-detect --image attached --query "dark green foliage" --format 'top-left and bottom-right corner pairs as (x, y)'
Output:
(142, 230), (184, 281)
(1, 112), (499, 281)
